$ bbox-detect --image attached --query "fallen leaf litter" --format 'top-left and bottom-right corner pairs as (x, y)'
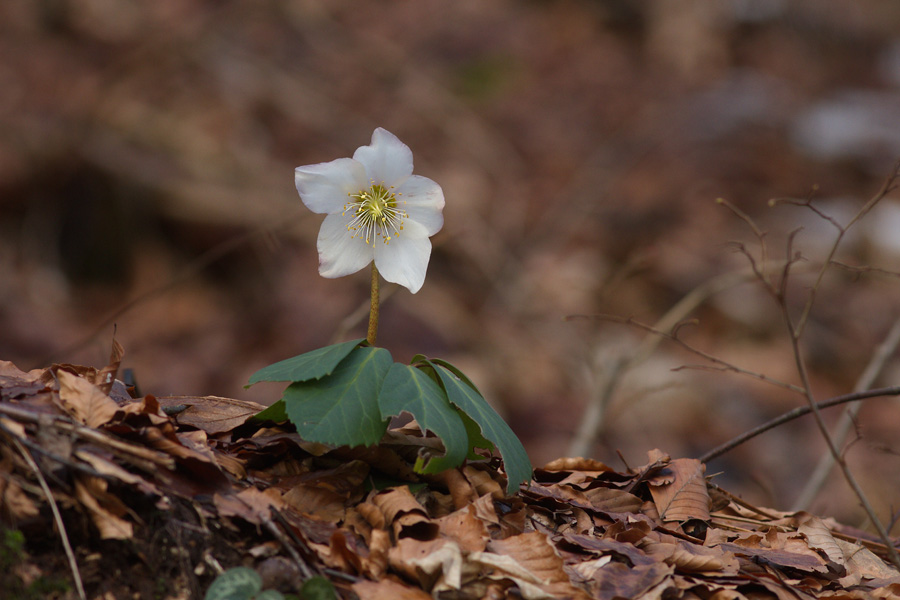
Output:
(1, 355), (898, 599)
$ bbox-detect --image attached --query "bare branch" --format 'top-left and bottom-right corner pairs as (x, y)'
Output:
(568, 314), (802, 395)
(830, 261), (900, 279)
(698, 384), (900, 464)
(793, 316), (900, 511)
(5, 431), (87, 600)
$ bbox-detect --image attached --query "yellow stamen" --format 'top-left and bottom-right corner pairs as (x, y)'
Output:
(344, 181), (407, 245)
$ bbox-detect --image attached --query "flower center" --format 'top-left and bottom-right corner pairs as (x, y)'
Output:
(344, 182), (407, 245)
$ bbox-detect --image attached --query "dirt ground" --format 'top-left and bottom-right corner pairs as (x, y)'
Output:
(2, 0), (900, 574)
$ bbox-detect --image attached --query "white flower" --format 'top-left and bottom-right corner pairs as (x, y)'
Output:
(294, 128), (445, 294)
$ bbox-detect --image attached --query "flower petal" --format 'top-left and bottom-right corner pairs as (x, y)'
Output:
(373, 219), (432, 294)
(316, 213), (374, 278)
(352, 128), (414, 187)
(396, 175), (445, 236)
(295, 158), (366, 214)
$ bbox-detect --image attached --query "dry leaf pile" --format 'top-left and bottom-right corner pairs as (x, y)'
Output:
(1, 351), (899, 599)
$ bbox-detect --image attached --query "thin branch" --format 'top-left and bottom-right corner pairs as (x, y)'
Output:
(787, 161), (900, 337)
(672, 364), (804, 394)
(698, 385), (900, 463)
(782, 299), (900, 569)
(830, 261), (900, 279)
(569, 314), (802, 394)
(7, 434), (87, 600)
(269, 508), (317, 580)
(0, 404), (176, 470)
(793, 316), (900, 511)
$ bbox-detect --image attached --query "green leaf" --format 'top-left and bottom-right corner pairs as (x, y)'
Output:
(204, 567), (261, 600)
(458, 410), (495, 459)
(282, 346), (392, 447)
(300, 576), (338, 600)
(255, 591), (285, 600)
(428, 359), (532, 495)
(248, 339), (366, 385)
(412, 360), (493, 460)
(378, 364), (469, 474)
(251, 399), (287, 423)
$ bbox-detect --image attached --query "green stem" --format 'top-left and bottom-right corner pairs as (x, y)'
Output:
(367, 263), (379, 346)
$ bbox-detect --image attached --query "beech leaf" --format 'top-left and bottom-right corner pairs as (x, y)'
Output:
(647, 458), (709, 523)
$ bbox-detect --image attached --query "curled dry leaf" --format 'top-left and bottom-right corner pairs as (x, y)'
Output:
(95, 337), (124, 395)
(56, 370), (119, 428)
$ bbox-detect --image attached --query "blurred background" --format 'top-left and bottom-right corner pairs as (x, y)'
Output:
(2, 0), (900, 528)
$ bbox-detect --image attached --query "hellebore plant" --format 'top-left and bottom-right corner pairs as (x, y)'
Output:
(249, 128), (530, 494)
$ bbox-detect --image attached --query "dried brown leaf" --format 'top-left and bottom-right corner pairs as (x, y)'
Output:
(282, 483), (346, 522)
(716, 540), (831, 575)
(116, 394), (168, 424)
(463, 464), (505, 499)
(437, 502), (490, 553)
(56, 370), (119, 428)
(360, 527), (391, 580)
(562, 532), (657, 567)
(157, 395), (267, 434)
(487, 531), (591, 599)
(214, 486), (286, 526)
(95, 338), (124, 395)
(74, 449), (163, 498)
(352, 576), (433, 600)
(589, 561), (673, 600)
(641, 532), (738, 573)
(835, 538), (899, 584)
(0, 361), (45, 401)
(74, 475), (133, 540)
(388, 537), (453, 588)
(647, 458), (710, 522)
(797, 513), (845, 566)
(0, 458), (40, 521)
(541, 457), (616, 473)
(372, 486), (427, 522)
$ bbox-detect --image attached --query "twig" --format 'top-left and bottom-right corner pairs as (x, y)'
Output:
(792, 316), (900, 511)
(698, 386), (900, 463)
(566, 262), (806, 458)
(774, 167), (900, 569)
(267, 508), (316, 580)
(724, 165), (900, 569)
(783, 306), (900, 569)
(773, 160), (900, 338)
(569, 314), (803, 394)
(0, 404), (176, 470)
(0, 422), (110, 481)
(8, 435), (87, 600)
